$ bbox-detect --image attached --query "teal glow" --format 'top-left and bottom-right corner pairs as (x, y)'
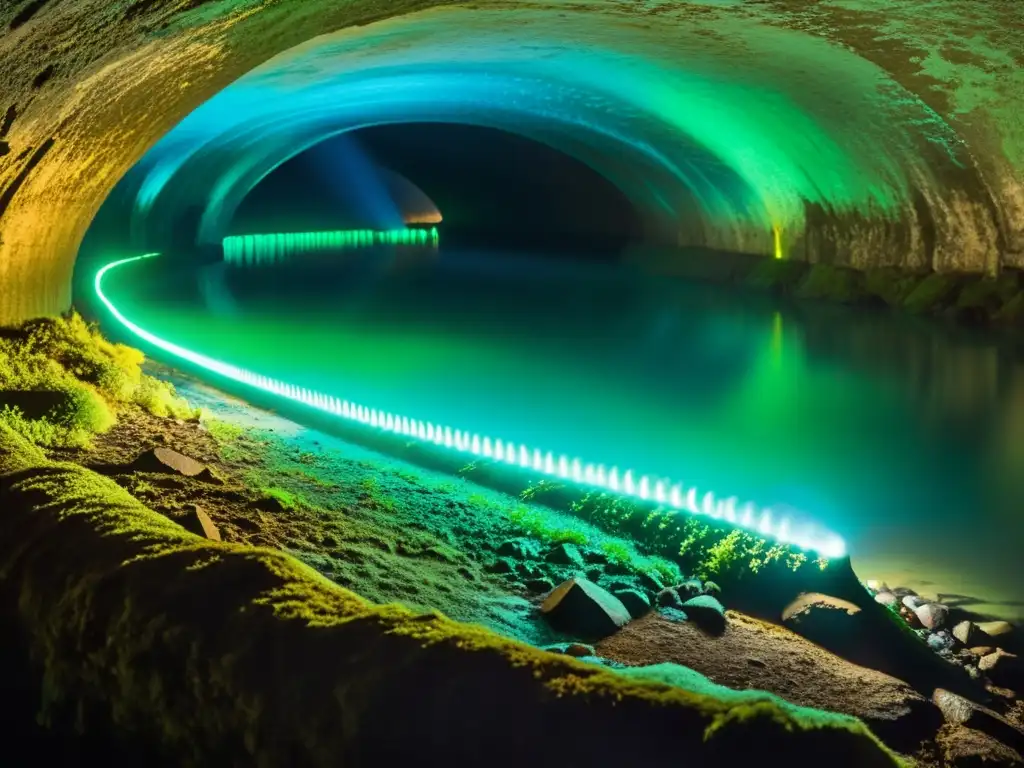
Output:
(95, 253), (847, 559)
(223, 228), (439, 265)
(119, 7), (967, 254)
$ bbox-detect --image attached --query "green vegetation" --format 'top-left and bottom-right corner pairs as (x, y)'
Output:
(202, 417), (245, 443)
(508, 504), (589, 547)
(0, 313), (193, 448)
(0, 423), (899, 766)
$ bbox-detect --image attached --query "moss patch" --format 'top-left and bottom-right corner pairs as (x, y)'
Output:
(0, 424), (901, 766)
(0, 314), (194, 448)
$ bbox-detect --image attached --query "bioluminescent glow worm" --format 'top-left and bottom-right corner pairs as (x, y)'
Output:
(223, 228), (440, 265)
(96, 253), (847, 559)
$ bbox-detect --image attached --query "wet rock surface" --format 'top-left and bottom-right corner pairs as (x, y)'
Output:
(540, 578), (631, 639)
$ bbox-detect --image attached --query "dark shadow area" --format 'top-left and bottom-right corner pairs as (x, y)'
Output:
(233, 123), (644, 258)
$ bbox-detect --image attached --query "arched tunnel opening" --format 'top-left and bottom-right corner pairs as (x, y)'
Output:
(2, 2), (1024, 764)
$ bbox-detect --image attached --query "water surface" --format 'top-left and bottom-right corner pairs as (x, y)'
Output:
(103, 245), (1024, 620)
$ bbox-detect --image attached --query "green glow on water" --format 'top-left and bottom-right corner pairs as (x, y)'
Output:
(95, 253), (847, 559)
(223, 228), (440, 265)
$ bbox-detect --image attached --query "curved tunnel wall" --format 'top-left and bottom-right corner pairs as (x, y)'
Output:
(0, 0), (1021, 324)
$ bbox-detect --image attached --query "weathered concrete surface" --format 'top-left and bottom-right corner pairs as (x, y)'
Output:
(0, 0), (1021, 323)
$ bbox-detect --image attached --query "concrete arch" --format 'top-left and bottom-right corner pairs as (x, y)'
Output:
(0, 0), (1021, 324)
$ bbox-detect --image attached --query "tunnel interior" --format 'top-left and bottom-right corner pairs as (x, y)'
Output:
(231, 124), (644, 255)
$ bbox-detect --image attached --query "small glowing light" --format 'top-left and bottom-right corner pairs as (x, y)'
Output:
(654, 480), (667, 503)
(669, 484), (683, 507)
(638, 475), (650, 500)
(773, 224), (783, 260)
(557, 455), (569, 478)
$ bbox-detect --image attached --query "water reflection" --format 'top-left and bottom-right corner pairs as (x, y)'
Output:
(110, 246), (1024, 619)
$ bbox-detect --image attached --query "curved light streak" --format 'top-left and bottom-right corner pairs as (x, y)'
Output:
(95, 253), (847, 559)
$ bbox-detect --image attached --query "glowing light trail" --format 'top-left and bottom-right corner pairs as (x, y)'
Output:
(95, 253), (846, 559)
(223, 228), (440, 265)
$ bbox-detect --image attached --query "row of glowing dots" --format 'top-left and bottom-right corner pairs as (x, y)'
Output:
(239, 370), (844, 558)
(223, 228), (439, 251)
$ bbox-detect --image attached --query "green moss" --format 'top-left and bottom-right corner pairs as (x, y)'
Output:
(795, 264), (867, 304)
(507, 504), (590, 546)
(744, 258), (809, 294)
(902, 272), (963, 314)
(0, 427), (903, 765)
(0, 313), (194, 448)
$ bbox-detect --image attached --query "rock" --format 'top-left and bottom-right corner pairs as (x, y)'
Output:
(196, 467), (225, 485)
(497, 539), (533, 559)
(585, 568), (603, 582)
(891, 586), (918, 598)
(656, 587), (682, 608)
(545, 543), (585, 568)
(928, 631), (956, 654)
(865, 580), (889, 593)
(701, 580), (721, 596)
(782, 593), (864, 660)
(900, 606), (923, 628)
(583, 549), (609, 565)
(179, 504), (220, 541)
(915, 602), (950, 631)
(979, 649), (1023, 690)
(486, 559), (516, 575)
(540, 578), (631, 638)
(525, 578), (555, 594)
(953, 621), (977, 646)
(681, 595), (727, 634)
(636, 570), (664, 593)
(970, 647), (996, 658)
(939, 725), (1024, 767)
(675, 578), (703, 599)
(604, 561), (632, 576)
(251, 495), (288, 513)
(902, 595), (927, 610)
(132, 446), (207, 477)
(516, 561), (541, 578)
(564, 643), (595, 658)
(614, 589), (652, 619)
(977, 621), (1017, 648)
(933, 689), (1024, 751)
(874, 592), (899, 608)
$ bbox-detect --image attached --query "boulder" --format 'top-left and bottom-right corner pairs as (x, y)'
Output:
(545, 542), (585, 568)
(681, 595), (727, 634)
(132, 447), (207, 477)
(932, 689), (1024, 752)
(540, 578), (631, 638)
(952, 621), (977, 646)
(928, 631), (956, 654)
(614, 589), (652, 620)
(915, 602), (949, 631)
(938, 725), (1024, 767)
(637, 570), (665, 593)
(675, 578), (703, 599)
(179, 504), (221, 542)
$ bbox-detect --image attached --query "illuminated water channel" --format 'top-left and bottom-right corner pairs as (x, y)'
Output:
(96, 244), (1024, 620)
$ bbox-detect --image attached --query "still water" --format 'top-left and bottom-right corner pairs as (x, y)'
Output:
(103, 245), (1024, 620)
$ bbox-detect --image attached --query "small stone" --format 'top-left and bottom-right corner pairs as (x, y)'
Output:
(928, 631), (956, 654)
(682, 595), (727, 634)
(902, 594), (928, 610)
(196, 467), (225, 485)
(977, 621), (1017, 648)
(544, 542), (585, 567)
(540, 578), (631, 638)
(179, 504), (220, 541)
(915, 602), (950, 631)
(132, 446), (206, 477)
(971, 647), (996, 657)
(525, 578), (555, 594)
(564, 643), (595, 657)
(953, 620), (977, 646)
(874, 592), (899, 607)
(613, 588), (652, 619)
(865, 580), (889, 593)
(979, 649), (1023, 690)
(656, 587), (682, 608)
(675, 578), (703, 598)
(891, 586), (918, 598)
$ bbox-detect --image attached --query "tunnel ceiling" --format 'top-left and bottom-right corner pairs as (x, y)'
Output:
(0, 0), (1021, 324)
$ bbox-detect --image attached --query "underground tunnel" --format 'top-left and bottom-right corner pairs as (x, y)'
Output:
(2, 1), (1024, 766)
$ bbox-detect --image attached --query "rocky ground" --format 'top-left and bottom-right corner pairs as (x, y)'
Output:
(40, 364), (1024, 766)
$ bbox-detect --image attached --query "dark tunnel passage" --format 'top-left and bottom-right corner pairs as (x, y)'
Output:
(233, 124), (645, 255)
